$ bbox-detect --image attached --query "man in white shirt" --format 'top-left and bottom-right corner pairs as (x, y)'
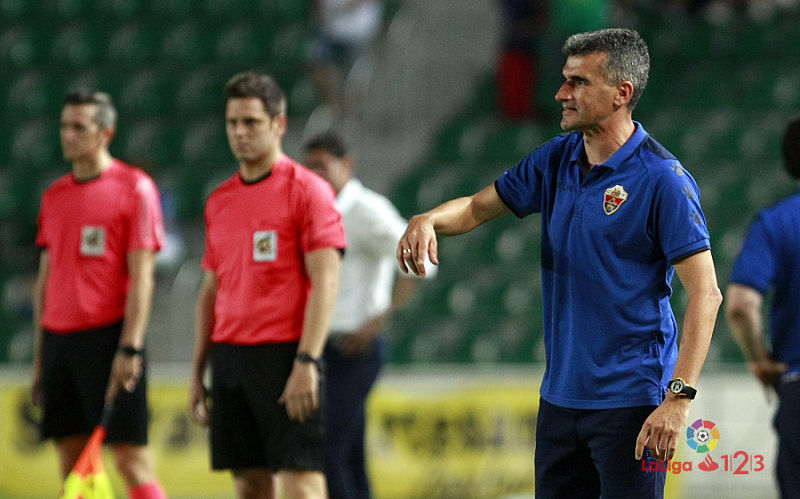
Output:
(303, 132), (433, 499)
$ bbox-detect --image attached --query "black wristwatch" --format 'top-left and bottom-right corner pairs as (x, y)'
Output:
(667, 377), (697, 399)
(295, 352), (320, 368)
(118, 345), (144, 357)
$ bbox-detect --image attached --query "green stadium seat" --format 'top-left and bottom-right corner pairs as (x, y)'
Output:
(147, 0), (196, 18)
(214, 22), (273, 66)
(267, 24), (312, 74)
(181, 118), (229, 164)
(39, 0), (96, 20)
(202, 0), (261, 19)
(0, 26), (52, 68)
(96, 0), (147, 19)
(10, 120), (60, 172)
(0, 0), (38, 20)
(49, 23), (106, 68)
(160, 22), (212, 65)
(265, 0), (312, 25)
(117, 68), (178, 117)
(175, 69), (222, 117)
(8, 69), (62, 117)
(106, 24), (161, 64)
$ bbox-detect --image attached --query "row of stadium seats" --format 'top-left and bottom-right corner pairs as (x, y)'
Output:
(1, 21), (311, 70)
(1, 0), (310, 22)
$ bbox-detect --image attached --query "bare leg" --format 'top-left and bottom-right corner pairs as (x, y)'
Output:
(233, 467), (277, 499)
(110, 443), (157, 487)
(55, 435), (90, 479)
(279, 470), (327, 499)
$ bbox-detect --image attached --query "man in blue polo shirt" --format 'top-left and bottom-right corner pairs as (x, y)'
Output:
(396, 28), (722, 498)
(725, 116), (800, 499)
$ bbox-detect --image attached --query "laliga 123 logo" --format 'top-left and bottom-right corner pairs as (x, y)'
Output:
(684, 418), (766, 475)
(686, 418), (720, 471)
(643, 418), (766, 474)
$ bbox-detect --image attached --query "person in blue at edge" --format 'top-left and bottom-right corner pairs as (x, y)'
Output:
(725, 116), (800, 499)
(396, 28), (722, 498)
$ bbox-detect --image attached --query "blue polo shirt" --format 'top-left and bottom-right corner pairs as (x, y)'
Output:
(495, 122), (710, 409)
(730, 190), (800, 375)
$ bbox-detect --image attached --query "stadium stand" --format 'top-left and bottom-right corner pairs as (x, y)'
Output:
(0, 1), (798, 367)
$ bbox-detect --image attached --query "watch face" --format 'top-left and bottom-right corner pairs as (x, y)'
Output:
(669, 379), (684, 394)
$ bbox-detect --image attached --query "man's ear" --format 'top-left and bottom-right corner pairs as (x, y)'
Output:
(616, 80), (634, 107)
(273, 113), (288, 136)
(102, 126), (116, 147)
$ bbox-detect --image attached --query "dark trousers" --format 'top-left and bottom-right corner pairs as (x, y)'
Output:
(776, 378), (800, 499)
(534, 398), (666, 499)
(323, 335), (386, 499)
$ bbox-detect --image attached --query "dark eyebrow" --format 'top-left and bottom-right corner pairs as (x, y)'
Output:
(567, 75), (591, 84)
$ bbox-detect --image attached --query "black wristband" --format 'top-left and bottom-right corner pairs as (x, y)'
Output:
(118, 345), (144, 357)
(295, 352), (320, 368)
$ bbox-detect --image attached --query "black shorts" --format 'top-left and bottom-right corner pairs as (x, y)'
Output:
(209, 342), (324, 472)
(40, 322), (149, 445)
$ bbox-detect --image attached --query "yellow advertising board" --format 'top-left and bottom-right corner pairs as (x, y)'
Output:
(0, 379), (539, 499)
(0, 376), (681, 499)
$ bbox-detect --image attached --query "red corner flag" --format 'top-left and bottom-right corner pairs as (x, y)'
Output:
(59, 403), (116, 499)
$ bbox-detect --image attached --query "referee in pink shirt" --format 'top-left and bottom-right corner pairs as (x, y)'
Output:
(32, 90), (167, 499)
(189, 72), (346, 499)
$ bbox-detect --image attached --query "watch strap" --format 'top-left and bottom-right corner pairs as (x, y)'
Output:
(118, 345), (144, 357)
(295, 352), (320, 368)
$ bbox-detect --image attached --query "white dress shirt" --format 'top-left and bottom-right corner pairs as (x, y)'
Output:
(330, 178), (434, 334)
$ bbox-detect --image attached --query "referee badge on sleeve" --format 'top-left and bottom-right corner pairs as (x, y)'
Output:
(80, 226), (106, 256)
(253, 231), (277, 262)
(603, 185), (628, 215)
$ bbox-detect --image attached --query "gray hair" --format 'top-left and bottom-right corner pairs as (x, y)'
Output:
(64, 90), (117, 129)
(562, 28), (650, 110)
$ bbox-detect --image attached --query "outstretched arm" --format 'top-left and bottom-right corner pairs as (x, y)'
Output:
(397, 184), (510, 276)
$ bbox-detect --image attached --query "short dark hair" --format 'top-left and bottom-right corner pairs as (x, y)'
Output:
(224, 71), (286, 117)
(64, 90), (117, 129)
(782, 116), (800, 179)
(562, 28), (650, 110)
(303, 132), (348, 158)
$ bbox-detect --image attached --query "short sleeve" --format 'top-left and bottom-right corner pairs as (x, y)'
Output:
(299, 175), (347, 253)
(129, 175), (165, 252)
(730, 214), (774, 294)
(36, 194), (50, 249)
(652, 164), (711, 264)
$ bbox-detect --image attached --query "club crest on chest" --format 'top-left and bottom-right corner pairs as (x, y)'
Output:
(603, 185), (628, 215)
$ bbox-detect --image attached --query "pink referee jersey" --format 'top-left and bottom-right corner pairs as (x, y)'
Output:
(36, 159), (165, 332)
(202, 155), (346, 345)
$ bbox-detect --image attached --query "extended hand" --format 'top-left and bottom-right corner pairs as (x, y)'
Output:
(397, 214), (438, 277)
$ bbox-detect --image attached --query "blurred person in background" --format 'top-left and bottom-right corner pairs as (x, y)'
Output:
(397, 28), (722, 498)
(307, 0), (384, 116)
(32, 90), (167, 499)
(496, 0), (548, 121)
(303, 132), (434, 499)
(725, 116), (800, 499)
(189, 72), (346, 499)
